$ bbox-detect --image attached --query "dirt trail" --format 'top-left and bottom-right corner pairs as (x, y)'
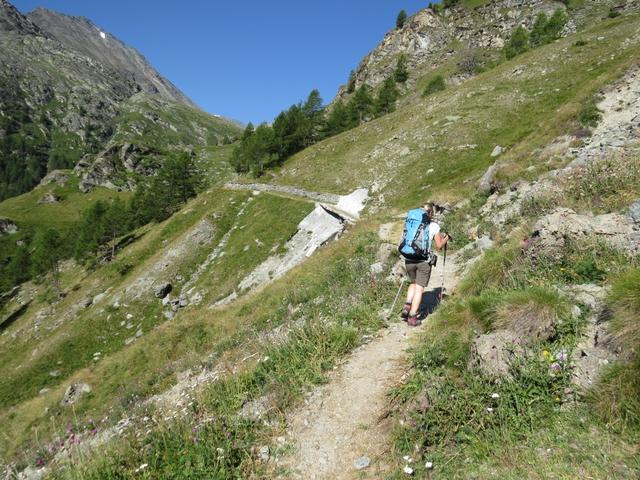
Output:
(276, 252), (460, 480)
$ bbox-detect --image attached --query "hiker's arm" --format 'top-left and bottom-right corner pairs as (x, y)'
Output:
(433, 232), (450, 250)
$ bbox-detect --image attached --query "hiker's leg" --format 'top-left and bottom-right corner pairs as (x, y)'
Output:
(405, 283), (416, 303)
(410, 285), (424, 315)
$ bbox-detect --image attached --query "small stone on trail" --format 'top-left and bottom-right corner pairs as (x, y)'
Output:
(354, 456), (371, 470)
(491, 145), (504, 157)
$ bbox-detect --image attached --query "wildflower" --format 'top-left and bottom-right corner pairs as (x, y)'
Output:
(486, 407), (494, 413)
(134, 463), (148, 473)
(491, 393), (500, 399)
(403, 455), (413, 462)
(425, 461), (434, 469)
(403, 465), (414, 475)
(542, 350), (551, 359)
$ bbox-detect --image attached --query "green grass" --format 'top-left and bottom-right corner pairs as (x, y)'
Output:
(15, 228), (390, 477)
(112, 94), (240, 149)
(390, 241), (639, 479)
(255, 13), (640, 211)
(0, 173), (129, 230)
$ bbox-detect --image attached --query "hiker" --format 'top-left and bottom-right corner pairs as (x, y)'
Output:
(398, 203), (450, 326)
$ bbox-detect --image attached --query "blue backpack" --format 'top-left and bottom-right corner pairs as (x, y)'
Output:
(398, 208), (432, 260)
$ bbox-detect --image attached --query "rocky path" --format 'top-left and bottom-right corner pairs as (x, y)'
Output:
(224, 182), (340, 204)
(275, 252), (460, 480)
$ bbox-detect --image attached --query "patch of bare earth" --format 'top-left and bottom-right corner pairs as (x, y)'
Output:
(273, 253), (460, 480)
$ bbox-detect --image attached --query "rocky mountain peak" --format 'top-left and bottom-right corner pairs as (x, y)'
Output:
(0, 0), (43, 35)
(26, 6), (197, 108)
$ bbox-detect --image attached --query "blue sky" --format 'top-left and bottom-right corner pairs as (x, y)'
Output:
(13, 0), (429, 124)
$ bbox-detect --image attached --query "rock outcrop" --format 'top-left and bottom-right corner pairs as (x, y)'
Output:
(0, 217), (18, 235)
(336, 0), (573, 99)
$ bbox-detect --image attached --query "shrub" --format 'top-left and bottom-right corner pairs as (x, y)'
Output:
(457, 50), (482, 76)
(608, 7), (621, 19)
(579, 96), (602, 127)
(422, 75), (446, 96)
(504, 26), (530, 59)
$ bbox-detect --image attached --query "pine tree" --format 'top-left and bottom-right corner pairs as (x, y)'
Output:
(504, 26), (530, 59)
(395, 54), (409, 83)
(324, 100), (352, 137)
(32, 228), (65, 295)
(396, 10), (407, 29)
(104, 198), (128, 260)
(530, 13), (549, 47)
(348, 85), (374, 124)
(374, 77), (399, 116)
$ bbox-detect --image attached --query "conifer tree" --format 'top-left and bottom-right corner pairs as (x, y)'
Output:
(32, 228), (64, 294)
(504, 26), (530, 59)
(396, 10), (407, 28)
(348, 85), (374, 124)
(395, 54), (409, 83)
(374, 77), (400, 116)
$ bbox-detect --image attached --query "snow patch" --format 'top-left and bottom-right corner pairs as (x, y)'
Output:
(99, 31), (106, 39)
(331, 188), (369, 221)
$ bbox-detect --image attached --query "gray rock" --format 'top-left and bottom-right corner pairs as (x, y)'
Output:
(475, 235), (493, 251)
(370, 262), (384, 275)
(354, 456), (371, 470)
(534, 208), (639, 256)
(469, 330), (523, 378)
(628, 200), (640, 224)
(179, 297), (189, 307)
(163, 310), (175, 320)
(0, 217), (18, 235)
(38, 192), (59, 204)
(60, 383), (91, 406)
(92, 293), (106, 304)
(80, 297), (93, 308)
(154, 282), (172, 299)
(490, 145), (504, 157)
(135, 329), (143, 338)
(478, 162), (498, 194)
(257, 445), (270, 462)
(39, 169), (69, 186)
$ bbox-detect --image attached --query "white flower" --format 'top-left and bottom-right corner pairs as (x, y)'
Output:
(487, 407), (494, 413)
(491, 393), (500, 399)
(134, 463), (148, 473)
(403, 465), (414, 475)
(425, 461), (434, 469)
(403, 455), (413, 462)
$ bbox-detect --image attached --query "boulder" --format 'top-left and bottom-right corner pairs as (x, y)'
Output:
(39, 170), (69, 186)
(60, 383), (91, 406)
(478, 161), (498, 194)
(490, 145), (504, 157)
(0, 218), (18, 236)
(628, 199), (640, 224)
(468, 330), (523, 378)
(38, 193), (59, 204)
(534, 208), (640, 256)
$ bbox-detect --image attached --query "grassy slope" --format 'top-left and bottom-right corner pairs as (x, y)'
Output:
(264, 13), (639, 210)
(1, 6), (639, 477)
(0, 188), (312, 462)
(112, 94), (241, 149)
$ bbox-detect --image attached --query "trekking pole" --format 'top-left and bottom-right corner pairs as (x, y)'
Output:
(438, 240), (448, 303)
(387, 277), (406, 320)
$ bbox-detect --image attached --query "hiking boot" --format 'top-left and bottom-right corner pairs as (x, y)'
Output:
(407, 314), (421, 327)
(400, 302), (411, 320)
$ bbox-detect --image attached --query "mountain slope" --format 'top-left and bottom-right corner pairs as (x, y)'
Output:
(26, 7), (196, 108)
(0, 0), (240, 201)
(1, 0), (639, 478)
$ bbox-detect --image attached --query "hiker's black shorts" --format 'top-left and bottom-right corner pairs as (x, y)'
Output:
(405, 260), (432, 287)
